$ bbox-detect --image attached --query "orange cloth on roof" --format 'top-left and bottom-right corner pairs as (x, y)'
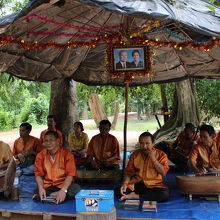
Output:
(13, 135), (43, 156)
(125, 148), (169, 191)
(87, 133), (120, 168)
(40, 129), (63, 145)
(189, 141), (220, 171)
(0, 141), (13, 164)
(215, 131), (220, 145)
(34, 147), (76, 189)
(172, 131), (198, 157)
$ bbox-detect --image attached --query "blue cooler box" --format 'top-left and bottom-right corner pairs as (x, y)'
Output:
(75, 190), (114, 212)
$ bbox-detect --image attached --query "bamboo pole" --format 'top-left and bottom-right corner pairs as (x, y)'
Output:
(122, 82), (129, 180)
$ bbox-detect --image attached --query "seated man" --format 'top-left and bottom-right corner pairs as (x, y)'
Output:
(188, 124), (220, 175)
(169, 123), (198, 171)
(119, 132), (169, 202)
(0, 141), (13, 171)
(87, 120), (120, 170)
(34, 131), (81, 204)
(40, 115), (63, 145)
(13, 123), (42, 175)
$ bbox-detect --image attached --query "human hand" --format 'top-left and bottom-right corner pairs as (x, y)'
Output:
(148, 149), (156, 162)
(39, 187), (46, 201)
(196, 167), (207, 176)
(120, 184), (127, 196)
(50, 190), (66, 204)
(17, 153), (25, 163)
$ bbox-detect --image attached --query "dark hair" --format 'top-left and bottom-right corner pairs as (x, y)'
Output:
(74, 121), (84, 131)
(44, 130), (59, 139)
(139, 132), (155, 142)
(119, 50), (127, 57)
(47, 115), (57, 122)
(132, 50), (141, 57)
(20, 122), (32, 132)
(185, 123), (195, 133)
(200, 124), (215, 136)
(99, 120), (111, 128)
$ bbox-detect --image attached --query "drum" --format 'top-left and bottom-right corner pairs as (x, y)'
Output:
(176, 175), (220, 200)
(0, 159), (16, 198)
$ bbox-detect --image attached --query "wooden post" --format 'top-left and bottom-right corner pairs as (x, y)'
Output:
(122, 82), (129, 180)
(76, 207), (116, 220)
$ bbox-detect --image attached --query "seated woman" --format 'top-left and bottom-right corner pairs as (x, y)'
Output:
(68, 122), (89, 166)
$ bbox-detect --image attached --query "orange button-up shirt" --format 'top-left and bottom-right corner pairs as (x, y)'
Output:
(189, 141), (220, 171)
(34, 147), (76, 189)
(87, 133), (120, 168)
(13, 135), (43, 156)
(40, 129), (63, 145)
(215, 131), (220, 145)
(125, 148), (169, 191)
(172, 131), (198, 157)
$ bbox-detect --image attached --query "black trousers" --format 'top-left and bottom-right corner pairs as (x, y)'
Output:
(116, 182), (169, 202)
(33, 183), (81, 201)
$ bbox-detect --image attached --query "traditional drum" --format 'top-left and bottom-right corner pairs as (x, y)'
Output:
(0, 159), (16, 198)
(176, 175), (220, 201)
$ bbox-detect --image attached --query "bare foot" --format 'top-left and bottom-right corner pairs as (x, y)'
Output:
(120, 192), (139, 201)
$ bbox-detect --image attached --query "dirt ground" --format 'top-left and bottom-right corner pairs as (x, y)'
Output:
(0, 113), (156, 152)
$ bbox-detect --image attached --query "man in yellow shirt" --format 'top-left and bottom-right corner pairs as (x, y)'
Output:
(0, 141), (13, 170)
(119, 132), (169, 202)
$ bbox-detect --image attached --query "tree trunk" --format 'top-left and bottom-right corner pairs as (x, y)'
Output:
(49, 78), (78, 146)
(137, 99), (143, 120)
(111, 101), (120, 130)
(160, 84), (169, 123)
(88, 93), (107, 127)
(154, 79), (200, 139)
(82, 102), (88, 120)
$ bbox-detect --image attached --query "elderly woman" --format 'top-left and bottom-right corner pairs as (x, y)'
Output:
(68, 122), (89, 166)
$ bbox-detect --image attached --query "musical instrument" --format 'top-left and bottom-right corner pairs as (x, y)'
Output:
(176, 175), (220, 201)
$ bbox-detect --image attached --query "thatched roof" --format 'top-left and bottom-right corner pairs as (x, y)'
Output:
(0, 0), (220, 86)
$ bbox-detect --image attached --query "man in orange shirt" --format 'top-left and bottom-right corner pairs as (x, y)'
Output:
(119, 132), (169, 202)
(188, 124), (220, 175)
(34, 131), (81, 204)
(13, 123), (42, 175)
(87, 120), (120, 170)
(169, 123), (198, 171)
(40, 115), (63, 145)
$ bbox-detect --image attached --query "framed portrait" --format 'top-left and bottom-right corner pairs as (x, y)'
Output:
(112, 46), (147, 72)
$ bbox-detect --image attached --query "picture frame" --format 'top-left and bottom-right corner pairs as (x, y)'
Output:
(112, 46), (147, 72)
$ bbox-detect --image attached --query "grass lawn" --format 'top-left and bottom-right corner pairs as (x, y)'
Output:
(85, 117), (163, 131)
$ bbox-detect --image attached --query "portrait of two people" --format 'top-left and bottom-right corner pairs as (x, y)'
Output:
(115, 49), (144, 70)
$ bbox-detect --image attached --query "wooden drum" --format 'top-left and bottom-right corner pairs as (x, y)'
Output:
(176, 175), (220, 201)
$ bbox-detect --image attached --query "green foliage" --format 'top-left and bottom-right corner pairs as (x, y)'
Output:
(0, 73), (50, 130)
(0, 0), (28, 16)
(196, 79), (220, 121)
